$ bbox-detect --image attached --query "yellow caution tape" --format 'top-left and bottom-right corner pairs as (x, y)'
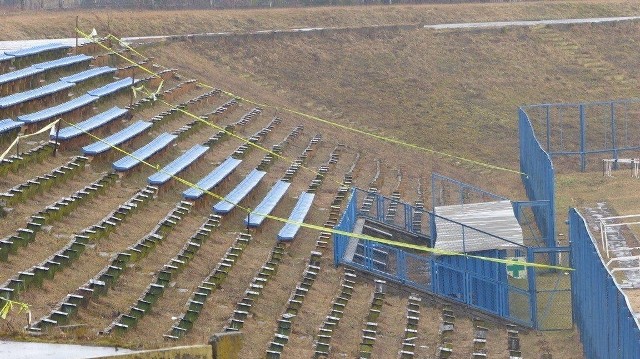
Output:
(77, 28), (345, 188)
(0, 298), (29, 320)
(60, 116), (571, 271)
(0, 119), (60, 162)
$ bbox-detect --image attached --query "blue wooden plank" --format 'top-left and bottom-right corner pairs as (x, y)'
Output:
(87, 77), (136, 97)
(213, 169), (266, 214)
(0, 119), (22, 134)
(113, 132), (177, 172)
(82, 120), (152, 155)
(16, 94), (96, 124)
(0, 81), (75, 108)
(0, 66), (44, 86)
(246, 180), (290, 227)
(32, 54), (92, 71)
(5, 43), (71, 58)
(148, 144), (209, 185)
(60, 66), (116, 84)
(182, 157), (242, 200)
(277, 192), (315, 241)
(0, 53), (14, 62)
(54, 107), (127, 141)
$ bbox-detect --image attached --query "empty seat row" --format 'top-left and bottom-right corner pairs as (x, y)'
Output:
(223, 242), (287, 333)
(53, 106), (129, 144)
(82, 120), (152, 156)
(0, 119), (22, 146)
(0, 142), (56, 176)
(0, 171), (117, 263)
(182, 157), (242, 200)
(399, 295), (422, 359)
(437, 305), (456, 358)
(148, 144), (209, 186)
(231, 116), (281, 159)
(277, 192), (316, 242)
(471, 318), (489, 358)
(258, 124), (303, 171)
(20, 186), (158, 328)
(203, 98), (238, 118)
(358, 280), (387, 359)
(507, 324), (523, 359)
(3, 43), (72, 70)
(108, 213), (222, 335)
(164, 233), (254, 339)
(265, 251), (323, 358)
(32, 200), (193, 331)
(112, 132), (177, 172)
(213, 169), (266, 214)
(313, 269), (358, 358)
(0, 155), (88, 206)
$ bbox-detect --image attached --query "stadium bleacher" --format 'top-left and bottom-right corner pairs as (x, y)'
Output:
(87, 77), (137, 98)
(16, 94), (97, 126)
(277, 191), (316, 241)
(213, 169), (267, 214)
(148, 144), (209, 185)
(183, 157), (242, 200)
(0, 119), (22, 136)
(4, 43), (71, 60)
(0, 81), (75, 116)
(246, 180), (291, 227)
(53, 106), (128, 142)
(60, 66), (116, 84)
(32, 54), (92, 72)
(112, 132), (177, 172)
(82, 120), (152, 156)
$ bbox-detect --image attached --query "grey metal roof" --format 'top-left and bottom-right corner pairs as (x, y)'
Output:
(434, 200), (524, 253)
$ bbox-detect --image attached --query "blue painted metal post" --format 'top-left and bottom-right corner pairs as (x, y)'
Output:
(376, 194), (385, 222)
(611, 102), (619, 169)
(527, 248), (538, 328)
(397, 249), (407, 284)
(405, 204), (412, 232)
(579, 104), (586, 171)
(546, 104), (551, 152)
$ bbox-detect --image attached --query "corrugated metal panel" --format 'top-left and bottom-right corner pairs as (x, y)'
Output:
(434, 200), (523, 252)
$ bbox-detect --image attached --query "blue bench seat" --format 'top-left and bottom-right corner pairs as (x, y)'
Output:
(148, 144), (209, 185)
(0, 119), (22, 135)
(54, 107), (128, 141)
(60, 66), (116, 84)
(17, 94), (96, 124)
(5, 43), (71, 58)
(277, 192), (316, 241)
(82, 120), (152, 156)
(183, 157), (242, 200)
(213, 169), (267, 214)
(87, 77), (136, 98)
(32, 54), (93, 71)
(0, 53), (13, 61)
(245, 180), (291, 227)
(113, 132), (177, 172)
(0, 81), (75, 109)
(0, 66), (44, 86)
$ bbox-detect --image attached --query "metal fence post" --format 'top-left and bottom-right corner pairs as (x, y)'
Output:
(579, 104), (586, 171)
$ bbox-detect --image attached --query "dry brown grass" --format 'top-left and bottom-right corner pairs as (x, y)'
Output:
(5, 2), (640, 357)
(3, 1), (640, 40)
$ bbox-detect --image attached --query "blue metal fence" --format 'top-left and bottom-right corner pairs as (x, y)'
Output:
(519, 107), (556, 247)
(569, 208), (640, 359)
(522, 100), (640, 171)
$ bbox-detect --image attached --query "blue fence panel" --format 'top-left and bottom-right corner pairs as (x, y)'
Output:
(519, 108), (556, 247)
(570, 208), (640, 359)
